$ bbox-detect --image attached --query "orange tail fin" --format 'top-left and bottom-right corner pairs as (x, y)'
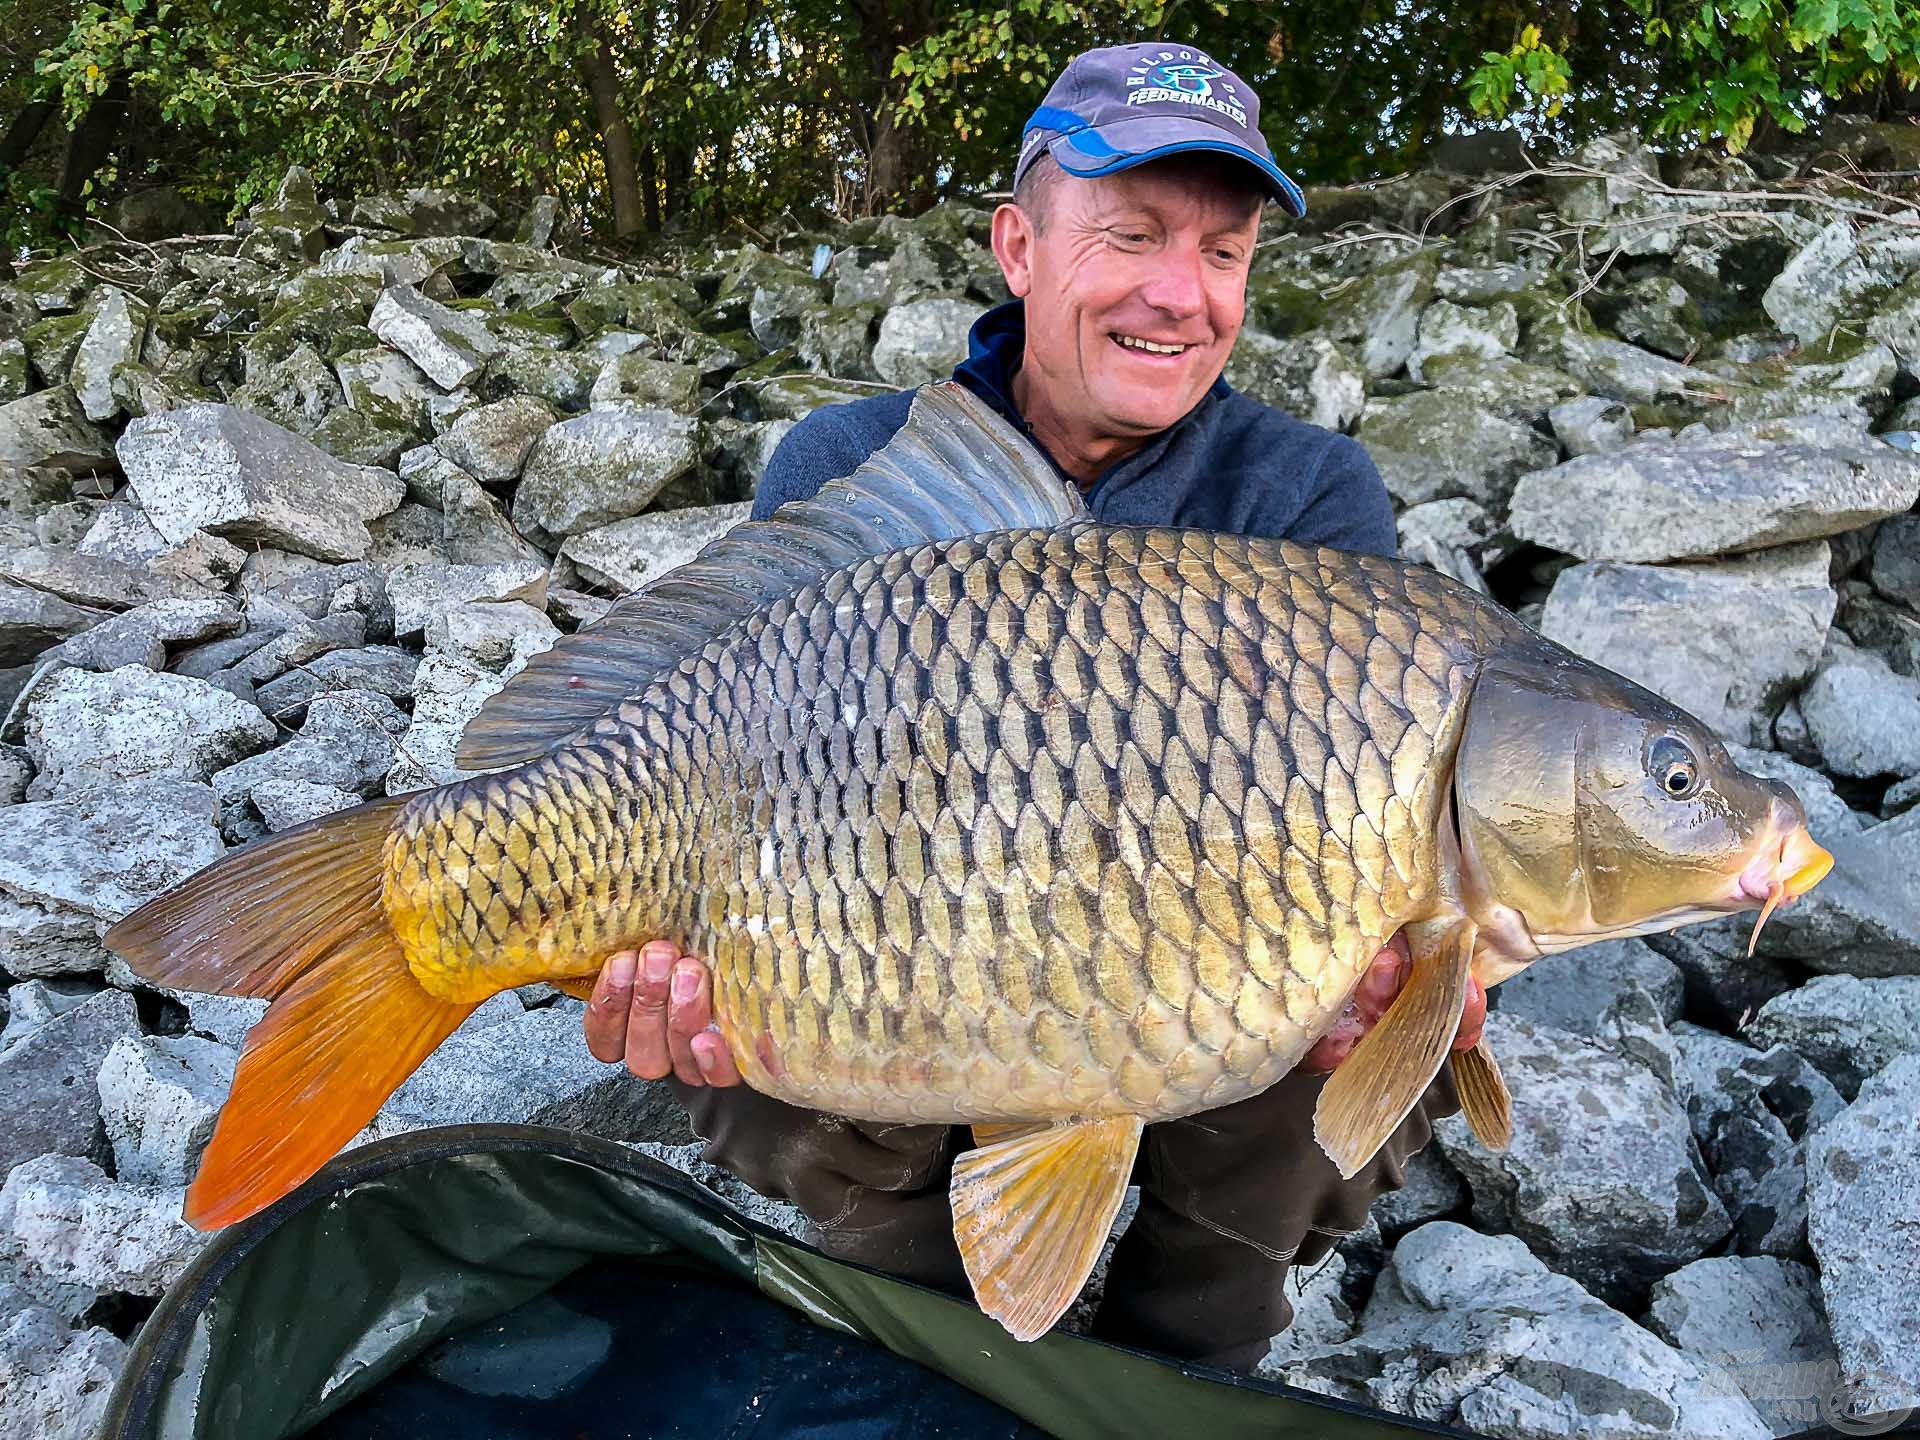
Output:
(104, 798), (475, 1229)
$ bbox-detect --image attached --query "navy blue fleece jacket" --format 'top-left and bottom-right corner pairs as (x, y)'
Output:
(750, 300), (1396, 556)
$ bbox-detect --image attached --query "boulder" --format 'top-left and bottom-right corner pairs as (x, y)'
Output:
(1548, 395), (1636, 457)
(0, 990), (140, 1176)
(556, 501), (751, 593)
(0, 1155), (200, 1298)
(1360, 388), (1559, 509)
(871, 298), (984, 388)
(96, 1033), (235, 1187)
(1223, 332), (1366, 433)
(0, 388), (114, 474)
(384, 558), (548, 638)
(513, 408), (701, 547)
(67, 288), (143, 423)
(0, 1304), (126, 1440)
(0, 778), (223, 924)
(368, 286), (502, 390)
(1745, 974), (1920, 1099)
(1405, 298), (1518, 381)
(1796, 640), (1920, 779)
(24, 666), (276, 798)
(433, 393), (557, 482)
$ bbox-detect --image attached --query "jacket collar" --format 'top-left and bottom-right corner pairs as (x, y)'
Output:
(951, 299), (1232, 500)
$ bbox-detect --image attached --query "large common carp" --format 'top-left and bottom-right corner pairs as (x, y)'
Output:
(108, 383), (1832, 1342)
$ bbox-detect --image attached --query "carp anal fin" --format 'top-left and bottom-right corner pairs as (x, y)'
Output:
(951, 1114), (1143, 1343)
(457, 382), (1086, 771)
(1452, 1038), (1513, 1150)
(1314, 918), (1476, 1180)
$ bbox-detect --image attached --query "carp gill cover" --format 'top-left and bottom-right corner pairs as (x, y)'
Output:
(107, 383), (1833, 1342)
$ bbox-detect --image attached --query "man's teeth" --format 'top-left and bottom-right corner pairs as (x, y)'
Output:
(1114, 334), (1188, 354)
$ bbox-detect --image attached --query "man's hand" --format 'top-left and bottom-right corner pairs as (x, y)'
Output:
(1298, 933), (1487, 1075)
(582, 940), (742, 1086)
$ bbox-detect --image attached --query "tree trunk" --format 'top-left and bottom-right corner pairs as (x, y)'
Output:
(576, 19), (646, 237)
(846, 0), (937, 211)
(55, 76), (130, 222)
(640, 143), (662, 232)
(0, 99), (56, 174)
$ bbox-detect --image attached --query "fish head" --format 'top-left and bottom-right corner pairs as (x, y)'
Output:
(1452, 654), (1832, 980)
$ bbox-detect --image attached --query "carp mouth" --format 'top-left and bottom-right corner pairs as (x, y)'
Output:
(1734, 824), (1834, 957)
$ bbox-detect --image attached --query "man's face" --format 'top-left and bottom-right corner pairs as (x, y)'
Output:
(992, 159), (1262, 447)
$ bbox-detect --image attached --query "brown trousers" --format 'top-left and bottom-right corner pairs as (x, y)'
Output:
(672, 1066), (1459, 1372)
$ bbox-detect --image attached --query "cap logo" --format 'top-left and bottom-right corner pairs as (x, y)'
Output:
(1124, 48), (1247, 126)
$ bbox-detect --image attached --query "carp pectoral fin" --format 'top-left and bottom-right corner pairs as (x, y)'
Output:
(970, 1122), (1048, 1147)
(1314, 919), (1476, 1181)
(950, 1115), (1144, 1343)
(550, 976), (598, 1002)
(1452, 1039), (1513, 1150)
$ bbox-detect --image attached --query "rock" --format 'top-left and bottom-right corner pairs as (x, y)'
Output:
(0, 748), (27, 806)
(1540, 542), (1836, 748)
(1223, 332), (1366, 433)
(1510, 417), (1920, 563)
(1549, 394), (1636, 457)
(372, 1004), (691, 1144)
(1644, 917), (1801, 1031)
(384, 558), (548, 638)
(0, 981), (97, 1056)
(482, 346), (600, 411)
(421, 600), (558, 675)
(871, 298), (984, 388)
(218, 612), (367, 689)
(74, 504), (166, 566)
(1807, 1055), (1920, 1418)
(0, 778), (223, 924)
(230, 341), (345, 436)
(0, 1155), (200, 1298)
(243, 164), (328, 263)
(149, 533), (249, 591)
(433, 393), (557, 482)
(1360, 388), (1558, 509)
(0, 990), (139, 1175)
(589, 354), (702, 413)
(1797, 641), (1920, 779)
(119, 402), (406, 561)
(0, 547), (205, 611)
(25, 666), (276, 798)
(368, 286), (502, 389)
(1492, 938), (1685, 1037)
(556, 501), (750, 593)
(211, 687), (409, 813)
(1755, 808), (1920, 977)
(1255, 1251), (1356, 1371)
(0, 582), (104, 666)
(795, 302), (881, 381)
(1435, 1014), (1727, 1306)
(1765, 217), (1920, 343)
(1274, 1221), (1770, 1439)
(350, 187), (498, 237)
(1746, 974), (1920, 1099)
(1645, 1257), (1840, 1437)
(386, 651), (501, 793)
(513, 407), (701, 547)
(49, 595), (240, 672)
(1406, 298), (1518, 381)
(438, 469), (544, 569)
(1321, 252), (1435, 378)
(67, 288), (142, 423)
(248, 776), (362, 831)
(1870, 514), (1920, 608)
(1369, 1146), (1470, 1241)
(1724, 741), (1869, 844)
(0, 388), (115, 474)
(0, 1306), (126, 1440)
(254, 645), (416, 718)
(334, 345), (440, 430)
(96, 1033), (235, 1187)
(0, 897), (107, 979)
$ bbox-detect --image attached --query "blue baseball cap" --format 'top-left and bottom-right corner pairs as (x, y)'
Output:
(1014, 43), (1306, 217)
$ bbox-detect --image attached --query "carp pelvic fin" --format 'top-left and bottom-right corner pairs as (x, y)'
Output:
(1314, 919), (1477, 1180)
(950, 1115), (1143, 1343)
(456, 381), (1088, 772)
(104, 798), (475, 1230)
(1451, 1038), (1513, 1151)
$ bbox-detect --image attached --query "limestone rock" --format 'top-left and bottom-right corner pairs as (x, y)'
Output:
(25, 666), (276, 798)
(871, 298), (983, 388)
(1797, 641), (1920, 779)
(433, 393), (556, 482)
(0, 1305), (126, 1440)
(556, 501), (750, 593)
(1224, 332), (1366, 433)
(0, 990), (139, 1176)
(96, 1034), (235, 1188)
(368, 286), (502, 390)
(67, 288), (142, 423)
(513, 407), (700, 547)
(1746, 974), (1920, 1099)
(0, 778), (223, 924)
(0, 1155), (201, 1298)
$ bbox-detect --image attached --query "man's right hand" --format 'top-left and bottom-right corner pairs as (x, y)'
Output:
(583, 940), (742, 1086)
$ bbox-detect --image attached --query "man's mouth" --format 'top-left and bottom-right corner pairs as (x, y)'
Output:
(1110, 332), (1194, 356)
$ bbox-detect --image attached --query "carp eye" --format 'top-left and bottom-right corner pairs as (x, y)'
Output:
(1648, 736), (1699, 799)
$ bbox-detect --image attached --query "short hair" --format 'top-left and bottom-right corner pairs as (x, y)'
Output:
(1013, 151), (1265, 233)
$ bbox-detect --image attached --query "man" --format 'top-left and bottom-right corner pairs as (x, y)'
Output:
(580, 43), (1486, 1371)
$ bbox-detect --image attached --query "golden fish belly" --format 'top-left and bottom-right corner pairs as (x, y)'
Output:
(389, 526), (1501, 1126)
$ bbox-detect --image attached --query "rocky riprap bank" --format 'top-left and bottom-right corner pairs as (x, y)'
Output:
(4, 118), (1920, 1439)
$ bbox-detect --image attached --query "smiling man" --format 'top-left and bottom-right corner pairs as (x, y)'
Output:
(580, 43), (1485, 1371)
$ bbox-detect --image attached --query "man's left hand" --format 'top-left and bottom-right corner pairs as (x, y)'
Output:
(1298, 932), (1487, 1075)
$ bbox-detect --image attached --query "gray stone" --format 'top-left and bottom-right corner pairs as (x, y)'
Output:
(0, 897), (107, 979)
(1435, 1014), (1728, 1306)
(248, 776), (362, 831)
(421, 601), (558, 676)
(1645, 1257), (1839, 1437)
(589, 354), (702, 413)
(0, 1305), (126, 1440)
(556, 501), (750, 594)
(25, 666), (276, 798)
(75, 505), (167, 568)
(230, 342), (343, 435)
(1275, 1221), (1770, 1439)
(436, 469), (544, 570)
(372, 1004), (691, 1144)
(1492, 938), (1684, 1037)
(1406, 298), (1518, 381)
(1510, 417), (1920, 563)
(49, 595), (241, 672)
(149, 532), (248, 591)
(1369, 1145), (1470, 1240)
(97, 1033), (235, 1187)
(0, 980), (96, 1056)
(0, 547), (205, 611)
(351, 187), (498, 237)
(871, 298), (985, 388)
(368, 286), (502, 390)
(385, 558), (548, 638)
(1321, 252), (1436, 378)
(1256, 1251), (1356, 1372)
(1746, 974), (1920, 1099)
(67, 288), (142, 422)
(1550, 394), (1636, 457)
(1540, 543), (1836, 748)
(1361, 388), (1558, 510)
(434, 393), (557, 482)
(0, 582), (106, 666)
(334, 345), (440, 429)
(1755, 808), (1920, 977)
(0, 1155), (200, 1297)
(212, 687), (408, 811)
(0, 990), (139, 1175)
(795, 303), (881, 381)
(254, 645), (416, 719)
(0, 778), (223, 924)
(219, 613), (366, 689)
(748, 274), (825, 352)
(482, 346), (600, 411)
(1765, 217), (1920, 343)
(0, 747), (27, 806)
(386, 652), (501, 793)
(119, 403), (406, 561)
(1797, 641), (1920, 778)
(513, 407), (701, 547)
(1644, 917), (1802, 1031)
(1870, 514), (1920, 608)
(747, 373), (880, 421)
(0, 388), (114, 474)
(1807, 1055), (1920, 1417)
(1224, 332), (1366, 433)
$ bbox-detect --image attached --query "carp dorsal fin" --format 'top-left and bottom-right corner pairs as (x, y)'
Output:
(456, 381), (1086, 770)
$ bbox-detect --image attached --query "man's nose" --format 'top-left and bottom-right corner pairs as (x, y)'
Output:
(1140, 243), (1207, 317)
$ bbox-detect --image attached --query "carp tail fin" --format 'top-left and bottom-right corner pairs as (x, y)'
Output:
(104, 798), (475, 1229)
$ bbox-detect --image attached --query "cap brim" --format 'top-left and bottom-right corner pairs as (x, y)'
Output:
(1044, 114), (1306, 217)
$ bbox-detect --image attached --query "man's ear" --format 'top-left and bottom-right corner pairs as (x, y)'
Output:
(991, 202), (1036, 298)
